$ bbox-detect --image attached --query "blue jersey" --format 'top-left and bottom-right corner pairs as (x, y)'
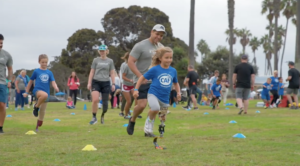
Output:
(143, 65), (178, 104)
(262, 82), (272, 95)
(278, 83), (284, 95)
(211, 83), (222, 97)
(270, 76), (279, 90)
(30, 68), (55, 95)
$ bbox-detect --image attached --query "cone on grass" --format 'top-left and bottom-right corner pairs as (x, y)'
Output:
(25, 130), (37, 135)
(233, 133), (246, 138)
(83, 104), (87, 111)
(82, 144), (97, 151)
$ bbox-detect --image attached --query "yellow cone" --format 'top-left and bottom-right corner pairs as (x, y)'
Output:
(82, 144), (97, 151)
(25, 130), (37, 135)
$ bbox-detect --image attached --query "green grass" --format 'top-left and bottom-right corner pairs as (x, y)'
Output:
(1, 99), (300, 166)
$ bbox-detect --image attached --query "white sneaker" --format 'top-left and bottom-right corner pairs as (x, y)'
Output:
(98, 103), (102, 109)
(273, 103), (277, 108)
(269, 105), (273, 108)
(144, 117), (154, 134)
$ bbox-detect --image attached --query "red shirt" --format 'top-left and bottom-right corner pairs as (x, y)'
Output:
(68, 77), (80, 90)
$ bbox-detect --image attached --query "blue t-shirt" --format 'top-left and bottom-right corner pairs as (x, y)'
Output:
(211, 83), (222, 97)
(270, 76), (279, 90)
(143, 65), (178, 104)
(30, 68), (55, 95)
(262, 82), (272, 95)
(278, 83), (284, 95)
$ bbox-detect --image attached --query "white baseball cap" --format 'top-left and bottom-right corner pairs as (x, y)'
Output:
(152, 24), (167, 36)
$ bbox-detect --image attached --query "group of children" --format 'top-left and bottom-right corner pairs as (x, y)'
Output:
(261, 77), (284, 109)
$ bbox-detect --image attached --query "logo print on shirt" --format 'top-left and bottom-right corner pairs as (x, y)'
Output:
(216, 85), (221, 91)
(39, 74), (49, 83)
(158, 73), (172, 87)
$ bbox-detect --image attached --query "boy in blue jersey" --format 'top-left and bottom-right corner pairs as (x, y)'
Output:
(133, 47), (181, 137)
(261, 78), (272, 109)
(23, 54), (59, 131)
(276, 77), (284, 106)
(210, 78), (222, 110)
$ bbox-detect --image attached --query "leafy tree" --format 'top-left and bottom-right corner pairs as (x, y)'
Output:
(197, 39), (211, 59)
(249, 37), (261, 68)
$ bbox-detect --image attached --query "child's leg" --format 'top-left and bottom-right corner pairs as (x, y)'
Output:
(144, 95), (160, 135)
(36, 102), (47, 131)
(35, 91), (48, 107)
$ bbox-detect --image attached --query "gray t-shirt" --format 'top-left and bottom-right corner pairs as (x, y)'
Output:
(122, 63), (134, 86)
(0, 49), (13, 85)
(119, 62), (126, 83)
(130, 39), (163, 83)
(16, 76), (26, 90)
(91, 57), (115, 81)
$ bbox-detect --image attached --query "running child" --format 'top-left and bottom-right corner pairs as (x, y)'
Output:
(261, 78), (272, 109)
(66, 96), (75, 109)
(210, 78), (222, 110)
(133, 47), (181, 137)
(23, 54), (59, 131)
(87, 45), (115, 125)
(277, 77), (284, 106)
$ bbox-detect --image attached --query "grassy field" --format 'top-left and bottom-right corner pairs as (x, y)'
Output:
(1, 99), (300, 166)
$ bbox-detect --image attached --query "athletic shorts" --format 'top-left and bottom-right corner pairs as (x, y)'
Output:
(189, 85), (197, 95)
(0, 84), (7, 103)
(135, 83), (151, 100)
(92, 80), (110, 94)
(261, 93), (270, 100)
(286, 88), (298, 95)
(235, 88), (251, 100)
(32, 89), (50, 102)
(147, 94), (169, 112)
(122, 84), (134, 92)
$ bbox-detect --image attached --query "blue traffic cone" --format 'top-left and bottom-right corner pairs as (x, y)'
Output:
(83, 104), (87, 111)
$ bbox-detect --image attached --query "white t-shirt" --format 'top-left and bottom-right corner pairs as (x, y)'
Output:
(119, 62), (126, 84)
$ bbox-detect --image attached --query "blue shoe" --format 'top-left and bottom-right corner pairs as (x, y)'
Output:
(15, 108), (18, 111)
(21, 107), (24, 110)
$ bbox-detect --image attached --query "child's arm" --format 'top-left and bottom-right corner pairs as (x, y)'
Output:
(122, 73), (133, 83)
(23, 80), (33, 97)
(87, 69), (95, 90)
(173, 82), (181, 101)
(51, 81), (59, 92)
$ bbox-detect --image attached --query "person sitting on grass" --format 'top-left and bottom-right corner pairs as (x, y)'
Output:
(66, 96), (75, 109)
(211, 78), (222, 110)
(261, 78), (272, 109)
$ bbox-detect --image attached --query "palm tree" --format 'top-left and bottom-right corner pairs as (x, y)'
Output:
(237, 28), (252, 54)
(188, 0), (195, 66)
(273, 0), (283, 71)
(197, 39), (211, 59)
(280, 0), (295, 76)
(295, 0), (300, 69)
(261, 34), (273, 75)
(249, 37), (261, 68)
(227, 0), (235, 90)
(262, 0), (274, 74)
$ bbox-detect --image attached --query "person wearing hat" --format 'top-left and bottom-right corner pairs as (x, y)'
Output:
(87, 44), (116, 124)
(0, 34), (13, 134)
(126, 24), (166, 136)
(232, 55), (255, 115)
(286, 61), (300, 109)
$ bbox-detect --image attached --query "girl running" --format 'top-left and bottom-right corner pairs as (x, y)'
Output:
(121, 52), (135, 119)
(23, 54), (59, 131)
(133, 47), (181, 137)
(87, 45), (115, 125)
(67, 71), (80, 106)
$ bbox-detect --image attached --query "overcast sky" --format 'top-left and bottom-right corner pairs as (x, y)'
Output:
(0, 0), (297, 79)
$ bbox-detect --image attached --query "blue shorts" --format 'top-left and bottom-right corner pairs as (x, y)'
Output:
(33, 89), (50, 102)
(0, 84), (7, 103)
(261, 93), (270, 100)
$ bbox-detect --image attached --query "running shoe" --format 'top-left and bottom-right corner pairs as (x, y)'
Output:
(124, 115), (131, 119)
(119, 112), (124, 117)
(127, 117), (135, 135)
(144, 132), (156, 137)
(137, 115), (142, 119)
(0, 129), (3, 134)
(89, 117), (97, 125)
(101, 115), (104, 124)
(182, 106), (189, 109)
(32, 104), (39, 117)
(238, 108), (244, 115)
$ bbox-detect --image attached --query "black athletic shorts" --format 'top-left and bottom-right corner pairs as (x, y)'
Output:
(92, 80), (110, 94)
(135, 83), (151, 100)
(189, 85), (197, 95)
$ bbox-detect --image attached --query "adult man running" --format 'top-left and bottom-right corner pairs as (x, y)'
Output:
(286, 61), (300, 109)
(232, 55), (255, 115)
(126, 24), (166, 136)
(0, 34), (13, 133)
(184, 65), (199, 110)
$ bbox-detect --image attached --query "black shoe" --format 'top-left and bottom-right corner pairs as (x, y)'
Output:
(101, 115), (104, 124)
(295, 106), (299, 110)
(137, 115), (142, 119)
(119, 112), (124, 117)
(144, 133), (156, 137)
(33, 104), (39, 117)
(0, 129), (3, 134)
(238, 108), (244, 115)
(127, 118), (135, 135)
(182, 106), (189, 109)
(194, 107), (199, 110)
(212, 106), (215, 110)
(128, 112), (131, 116)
